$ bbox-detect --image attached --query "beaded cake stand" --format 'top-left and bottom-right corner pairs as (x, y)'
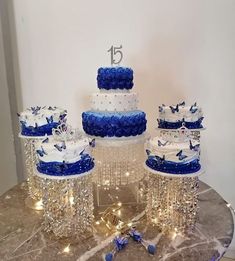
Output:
(0, 181), (233, 261)
(19, 134), (46, 210)
(91, 133), (149, 206)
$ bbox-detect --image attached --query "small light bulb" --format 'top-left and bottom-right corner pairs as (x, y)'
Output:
(117, 202), (122, 207)
(69, 196), (74, 205)
(125, 172), (130, 177)
(95, 221), (100, 225)
(227, 203), (231, 208)
(127, 222), (133, 227)
(35, 199), (43, 210)
(63, 244), (70, 253)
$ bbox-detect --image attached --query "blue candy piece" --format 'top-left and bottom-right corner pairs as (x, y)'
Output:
(129, 229), (143, 242)
(147, 244), (156, 255)
(105, 252), (113, 261)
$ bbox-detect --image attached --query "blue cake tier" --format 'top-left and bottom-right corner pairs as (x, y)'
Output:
(145, 157), (201, 175)
(20, 122), (59, 136)
(97, 67), (133, 90)
(82, 110), (147, 138)
(37, 154), (94, 176)
(157, 117), (204, 129)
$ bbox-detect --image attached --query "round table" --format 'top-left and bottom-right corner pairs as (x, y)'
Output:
(0, 181), (233, 261)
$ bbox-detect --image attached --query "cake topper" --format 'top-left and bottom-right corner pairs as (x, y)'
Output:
(107, 45), (123, 66)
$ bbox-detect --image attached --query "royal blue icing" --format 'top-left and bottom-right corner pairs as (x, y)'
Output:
(146, 157), (201, 175)
(37, 154), (94, 176)
(82, 110), (147, 138)
(97, 67), (133, 90)
(20, 122), (59, 137)
(157, 117), (204, 129)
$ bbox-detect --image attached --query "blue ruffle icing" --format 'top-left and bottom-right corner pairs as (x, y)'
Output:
(146, 158), (201, 175)
(21, 122), (59, 136)
(158, 118), (204, 129)
(97, 67), (133, 90)
(82, 110), (147, 138)
(37, 154), (94, 176)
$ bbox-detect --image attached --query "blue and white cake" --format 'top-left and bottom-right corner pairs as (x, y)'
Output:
(158, 102), (204, 129)
(18, 106), (67, 137)
(35, 134), (95, 177)
(82, 67), (147, 138)
(145, 137), (201, 175)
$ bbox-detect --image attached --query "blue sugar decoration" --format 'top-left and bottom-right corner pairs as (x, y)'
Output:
(82, 110), (147, 138)
(129, 229), (143, 242)
(97, 67), (133, 90)
(37, 155), (94, 176)
(146, 157), (201, 175)
(147, 244), (156, 255)
(42, 137), (49, 143)
(178, 101), (185, 106)
(105, 252), (113, 261)
(89, 138), (95, 148)
(169, 104), (179, 113)
(176, 150), (187, 161)
(157, 118), (204, 129)
(114, 236), (128, 251)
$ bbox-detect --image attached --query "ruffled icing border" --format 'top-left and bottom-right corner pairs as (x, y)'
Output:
(82, 110), (147, 138)
(97, 67), (133, 90)
(37, 154), (95, 176)
(145, 158), (201, 175)
(21, 122), (59, 136)
(157, 118), (204, 129)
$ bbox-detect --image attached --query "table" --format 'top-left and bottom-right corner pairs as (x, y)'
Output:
(0, 181), (233, 261)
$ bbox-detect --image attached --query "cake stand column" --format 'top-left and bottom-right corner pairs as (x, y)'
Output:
(37, 171), (94, 239)
(92, 134), (149, 207)
(20, 136), (43, 210)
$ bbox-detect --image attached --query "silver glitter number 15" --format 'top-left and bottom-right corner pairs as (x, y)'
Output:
(107, 45), (123, 66)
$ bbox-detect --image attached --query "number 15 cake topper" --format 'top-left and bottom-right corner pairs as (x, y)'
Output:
(107, 45), (123, 66)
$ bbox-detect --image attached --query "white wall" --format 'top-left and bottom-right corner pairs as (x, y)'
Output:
(0, 14), (18, 195)
(13, 0), (235, 254)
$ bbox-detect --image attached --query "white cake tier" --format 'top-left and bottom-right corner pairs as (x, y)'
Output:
(91, 91), (138, 112)
(35, 136), (91, 164)
(159, 104), (203, 122)
(19, 106), (66, 127)
(148, 137), (200, 163)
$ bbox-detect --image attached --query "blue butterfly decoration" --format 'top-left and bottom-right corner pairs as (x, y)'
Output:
(48, 106), (56, 111)
(158, 106), (163, 113)
(17, 113), (20, 117)
(46, 115), (53, 123)
(42, 137), (49, 143)
(176, 150), (187, 160)
(155, 155), (165, 164)
(170, 104), (179, 113)
(20, 120), (26, 127)
(54, 141), (66, 152)
(35, 123), (38, 128)
(31, 106), (41, 115)
(59, 113), (67, 121)
(36, 147), (47, 157)
(158, 140), (168, 147)
(89, 138), (95, 148)
(178, 101), (185, 106)
(189, 140), (200, 151)
(189, 102), (198, 113)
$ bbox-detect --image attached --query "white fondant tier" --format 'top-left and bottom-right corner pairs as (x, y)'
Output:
(35, 136), (91, 164)
(148, 137), (200, 163)
(19, 106), (66, 127)
(91, 92), (138, 112)
(159, 104), (203, 122)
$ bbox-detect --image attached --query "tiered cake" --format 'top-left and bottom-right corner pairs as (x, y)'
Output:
(82, 67), (147, 138)
(35, 126), (95, 238)
(82, 67), (147, 206)
(145, 102), (204, 234)
(18, 106), (67, 205)
(18, 106), (67, 137)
